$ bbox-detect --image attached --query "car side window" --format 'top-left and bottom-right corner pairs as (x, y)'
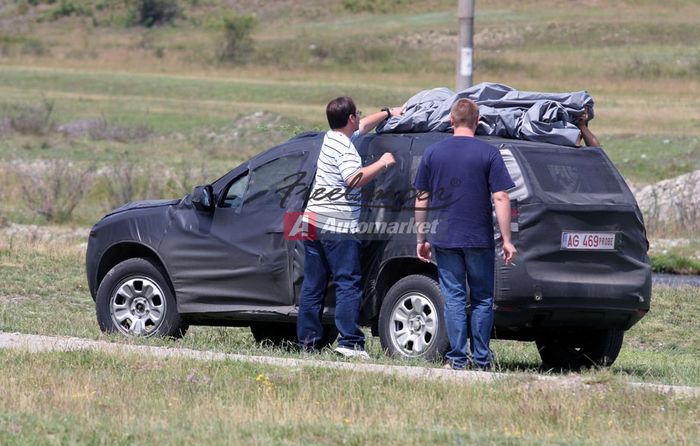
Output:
(500, 148), (530, 201)
(221, 172), (250, 208)
(244, 152), (309, 208)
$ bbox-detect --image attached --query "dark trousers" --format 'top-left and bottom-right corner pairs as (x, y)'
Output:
(296, 238), (365, 349)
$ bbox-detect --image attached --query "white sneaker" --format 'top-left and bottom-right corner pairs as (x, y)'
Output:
(334, 346), (370, 360)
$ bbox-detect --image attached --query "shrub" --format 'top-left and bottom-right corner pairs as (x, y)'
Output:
(48, 0), (93, 20)
(5, 99), (55, 136)
(651, 252), (700, 275)
(0, 35), (48, 57)
(129, 0), (180, 27)
(101, 161), (164, 209)
(20, 160), (96, 223)
(166, 163), (210, 196)
(342, 0), (406, 13)
(217, 14), (257, 63)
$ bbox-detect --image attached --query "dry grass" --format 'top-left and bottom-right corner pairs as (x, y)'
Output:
(0, 348), (697, 445)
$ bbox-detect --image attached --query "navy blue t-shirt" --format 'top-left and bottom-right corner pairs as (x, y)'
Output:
(414, 136), (515, 249)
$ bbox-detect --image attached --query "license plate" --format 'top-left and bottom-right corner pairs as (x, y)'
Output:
(561, 232), (616, 251)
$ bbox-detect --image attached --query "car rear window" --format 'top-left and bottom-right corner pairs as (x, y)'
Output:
(519, 148), (623, 194)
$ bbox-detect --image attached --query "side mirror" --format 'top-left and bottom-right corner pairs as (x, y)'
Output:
(192, 185), (214, 212)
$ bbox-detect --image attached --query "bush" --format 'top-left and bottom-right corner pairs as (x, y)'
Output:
(217, 14), (257, 63)
(343, 0), (406, 13)
(48, 0), (93, 20)
(651, 252), (700, 275)
(5, 99), (55, 136)
(0, 35), (48, 57)
(130, 0), (180, 27)
(166, 163), (210, 196)
(20, 160), (96, 223)
(101, 161), (164, 209)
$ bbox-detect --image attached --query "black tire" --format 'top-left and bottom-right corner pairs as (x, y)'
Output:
(250, 322), (338, 350)
(96, 257), (187, 338)
(537, 328), (624, 370)
(378, 274), (449, 361)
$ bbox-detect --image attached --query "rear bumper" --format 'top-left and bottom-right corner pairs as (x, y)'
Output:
(494, 299), (649, 340)
(493, 252), (652, 339)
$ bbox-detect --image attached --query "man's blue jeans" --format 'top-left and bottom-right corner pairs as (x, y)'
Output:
(297, 238), (365, 350)
(435, 247), (495, 368)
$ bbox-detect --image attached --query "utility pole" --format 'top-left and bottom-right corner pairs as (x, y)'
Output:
(456, 0), (475, 90)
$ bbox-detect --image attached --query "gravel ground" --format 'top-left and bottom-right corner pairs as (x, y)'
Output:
(1, 331), (698, 397)
(652, 273), (700, 287)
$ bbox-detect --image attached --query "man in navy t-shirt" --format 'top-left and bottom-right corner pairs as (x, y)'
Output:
(414, 98), (517, 370)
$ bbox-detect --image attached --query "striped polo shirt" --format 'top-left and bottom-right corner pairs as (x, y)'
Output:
(305, 130), (362, 233)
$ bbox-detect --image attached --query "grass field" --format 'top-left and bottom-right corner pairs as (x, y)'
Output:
(1, 0), (699, 231)
(1, 1), (700, 442)
(1, 236), (698, 388)
(0, 237), (698, 442)
(0, 348), (698, 445)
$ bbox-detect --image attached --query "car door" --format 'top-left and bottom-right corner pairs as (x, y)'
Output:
(163, 138), (320, 316)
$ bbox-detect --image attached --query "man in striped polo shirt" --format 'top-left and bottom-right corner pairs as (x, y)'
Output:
(297, 96), (400, 358)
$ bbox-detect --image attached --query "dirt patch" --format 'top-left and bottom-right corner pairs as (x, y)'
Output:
(0, 294), (31, 305)
(390, 30), (457, 51)
(189, 111), (289, 158)
(389, 26), (532, 52)
(56, 119), (104, 137)
(0, 223), (89, 250)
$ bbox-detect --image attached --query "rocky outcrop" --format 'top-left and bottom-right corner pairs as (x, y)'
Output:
(633, 170), (700, 232)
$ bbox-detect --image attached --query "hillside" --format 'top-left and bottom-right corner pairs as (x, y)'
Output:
(0, 0), (699, 233)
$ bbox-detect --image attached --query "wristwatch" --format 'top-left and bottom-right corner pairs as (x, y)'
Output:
(381, 107), (391, 120)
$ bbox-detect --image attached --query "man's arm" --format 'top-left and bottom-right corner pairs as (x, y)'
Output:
(492, 190), (516, 264)
(415, 191), (432, 263)
(576, 106), (601, 147)
(346, 152), (396, 188)
(578, 124), (600, 147)
(358, 106), (404, 135)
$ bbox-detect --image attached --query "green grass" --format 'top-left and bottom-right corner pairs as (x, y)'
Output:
(603, 135), (700, 184)
(1, 1), (699, 442)
(0, 67), (412, 120)
(0, 348), (697, 445)
(649, 238), (700, 274)
(1, 239), (699, 386)
(651, 252), (700, 275)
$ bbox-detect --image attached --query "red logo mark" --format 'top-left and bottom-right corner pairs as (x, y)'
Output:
(283, 212), (317, 240)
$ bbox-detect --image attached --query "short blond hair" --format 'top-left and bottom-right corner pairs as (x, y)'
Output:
(450, 98), (479, 130)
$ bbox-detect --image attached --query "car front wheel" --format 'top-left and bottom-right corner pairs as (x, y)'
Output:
(378, 274), (449, 361)
(96, 257), (187, 338)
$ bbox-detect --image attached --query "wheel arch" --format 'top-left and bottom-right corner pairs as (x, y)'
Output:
(374, 257), (438, 312)
(93, 242), (174, 302)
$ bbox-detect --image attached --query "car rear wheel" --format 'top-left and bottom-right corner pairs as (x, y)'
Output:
(536, 328), (624, 370)
(96, 257), (187, 338)
(379, 274), (449, 361)
(250, 323), (338, 349)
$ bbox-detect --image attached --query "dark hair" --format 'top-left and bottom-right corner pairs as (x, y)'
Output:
(326, 96), (356, 130)
(450, 98), (479, 130)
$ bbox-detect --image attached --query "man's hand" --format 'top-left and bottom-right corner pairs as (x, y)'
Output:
(389, 106), (405, 117)
(416, 241), (432, 263)
(380, 152), (396, 168)
(502, 241), (517, 265)
(577, 106), (590, 129)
